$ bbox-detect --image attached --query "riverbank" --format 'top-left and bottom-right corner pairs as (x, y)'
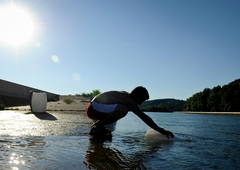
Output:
(173, 111), (240, 116)
(5, 95), (91, 112)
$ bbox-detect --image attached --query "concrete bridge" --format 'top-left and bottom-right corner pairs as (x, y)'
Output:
(0, 79), (59, 107)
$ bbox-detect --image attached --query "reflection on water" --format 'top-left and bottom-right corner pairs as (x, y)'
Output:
(0, 112), (239, 169)
(1, 135), (158, 170)
(0, 136), (88, 170)
(84, 139), (147, 170)
(0, 136), (46, 170)
(0, 135), (149, 170)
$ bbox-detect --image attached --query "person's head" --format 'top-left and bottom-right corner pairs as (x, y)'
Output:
(130, 86), (149, 105)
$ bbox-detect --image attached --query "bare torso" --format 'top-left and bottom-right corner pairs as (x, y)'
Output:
(92, 91), (132, 105)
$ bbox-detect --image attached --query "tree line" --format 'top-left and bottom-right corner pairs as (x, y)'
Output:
(141, 103), (185, 112)
(140, 99), (185, 112)
(184, 79), (240, 112)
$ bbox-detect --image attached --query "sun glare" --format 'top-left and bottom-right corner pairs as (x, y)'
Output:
(0, 4), (34, 46)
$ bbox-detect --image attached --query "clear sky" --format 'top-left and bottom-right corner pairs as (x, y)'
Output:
(0, 0), (240, 100)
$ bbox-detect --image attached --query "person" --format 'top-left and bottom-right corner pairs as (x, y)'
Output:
(86, 86), (174, 139)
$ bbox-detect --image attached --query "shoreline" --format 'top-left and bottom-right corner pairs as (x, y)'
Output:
(173, 111), (240, 116)
(3, 94), (240, 116)
(4, 95), (90, 112)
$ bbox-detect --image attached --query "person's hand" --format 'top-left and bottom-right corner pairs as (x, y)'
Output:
(161, 130), (174, 139)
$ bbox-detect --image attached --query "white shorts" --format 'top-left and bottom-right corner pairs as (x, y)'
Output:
(92, 102), (118, 113)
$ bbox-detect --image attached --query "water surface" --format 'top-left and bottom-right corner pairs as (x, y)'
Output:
(115, 112), (240, 169)
(0, 112), (239, 169)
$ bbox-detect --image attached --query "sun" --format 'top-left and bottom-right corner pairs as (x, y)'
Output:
(0, 4), (34, 46)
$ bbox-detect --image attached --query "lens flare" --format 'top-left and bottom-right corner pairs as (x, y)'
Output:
(72, 72), (80, 81)
(35, 42), (41, 47)
(51, 55), (59, 63)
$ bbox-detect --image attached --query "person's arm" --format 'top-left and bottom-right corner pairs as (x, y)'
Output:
(128, 100), (174, 138)
(136, 110), (174, 138)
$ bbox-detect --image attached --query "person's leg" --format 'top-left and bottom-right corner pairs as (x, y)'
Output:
(91, 104), (129, 133)
(86, 102), (108, 120)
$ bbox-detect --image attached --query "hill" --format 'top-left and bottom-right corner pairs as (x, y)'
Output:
(140, 98), (185, 112)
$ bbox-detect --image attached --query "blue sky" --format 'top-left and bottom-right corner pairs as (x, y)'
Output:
(0, 0), (240, 100)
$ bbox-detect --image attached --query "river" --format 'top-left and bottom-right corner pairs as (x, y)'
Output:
(0, 111), (239, 169)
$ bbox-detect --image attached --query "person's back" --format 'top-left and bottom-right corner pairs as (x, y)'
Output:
(92, 91), (130, 105)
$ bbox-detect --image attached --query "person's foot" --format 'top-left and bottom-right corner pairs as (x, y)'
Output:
(88, 126), (100, 136)
(88, 126), (112, 139)
(91, 121), (99, 128)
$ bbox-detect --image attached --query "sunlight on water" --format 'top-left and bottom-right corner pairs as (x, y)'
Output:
(0, 111), (239, 169)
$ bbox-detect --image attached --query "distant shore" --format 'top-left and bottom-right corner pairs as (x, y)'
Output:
(4, 95), (240, 116)
(173, 111), (240, 116)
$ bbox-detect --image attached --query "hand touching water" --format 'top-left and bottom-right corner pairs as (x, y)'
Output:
(161, 130), (174, 139)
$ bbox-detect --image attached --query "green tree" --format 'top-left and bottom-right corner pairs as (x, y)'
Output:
(190, 93), (201, 111)
(221, 81), (240, 112)
(184, 78), (240, 112)
(92, 89), (101, 97)
(207, 85), (221, 112)
(201, 88), (211, 111)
